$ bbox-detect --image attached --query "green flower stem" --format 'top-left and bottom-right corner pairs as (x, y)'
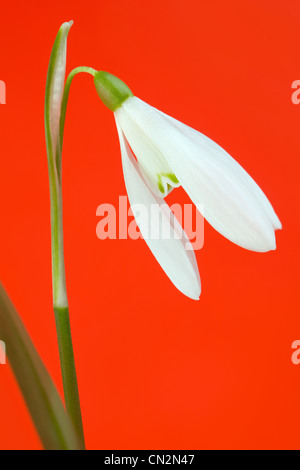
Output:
(45, 63), (95, 449)
(59, 67), (96, 148)
(47, 140), (86, 448)
(55, 69), (96, 450)
(54, 307), (84, 448)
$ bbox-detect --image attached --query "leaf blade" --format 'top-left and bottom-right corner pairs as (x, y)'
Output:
(0, 282), (81, 450)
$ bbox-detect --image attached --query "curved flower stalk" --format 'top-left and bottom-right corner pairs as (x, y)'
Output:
(94, 72), (281, 300)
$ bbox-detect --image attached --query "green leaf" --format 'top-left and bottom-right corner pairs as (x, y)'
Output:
(0, 282), (81, 450)
(44, 21), (73, 310)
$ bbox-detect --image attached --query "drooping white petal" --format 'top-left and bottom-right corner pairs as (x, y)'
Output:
(117, 97), (281, 253)
(48, 21), (73, 157)
(115, 117), (201, 300)
(116, 104), (180, 198)
(159, 110), (282, 232)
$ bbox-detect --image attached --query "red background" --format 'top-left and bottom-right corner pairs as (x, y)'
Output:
(0, 0), (299, 450)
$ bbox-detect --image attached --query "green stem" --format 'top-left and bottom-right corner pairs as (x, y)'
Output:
(49, 171), (86, 448)
(59, 67), (96, 149)
(51, 67), (96, 448)
(45, 51), (96, 447)
(54, 307), (85, 448)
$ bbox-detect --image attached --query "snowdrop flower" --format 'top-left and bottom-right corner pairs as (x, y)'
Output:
(94, 72), (281, 300)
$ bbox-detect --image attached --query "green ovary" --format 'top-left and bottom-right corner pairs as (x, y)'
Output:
(157, 173), (179, 194)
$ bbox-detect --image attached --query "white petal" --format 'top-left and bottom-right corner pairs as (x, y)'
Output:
(49, 21), (73, 155)
(115, 117), (201, 300)
(119, 97), (281, 252)
(116, 103), (180, 198)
